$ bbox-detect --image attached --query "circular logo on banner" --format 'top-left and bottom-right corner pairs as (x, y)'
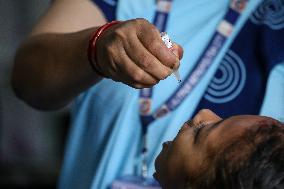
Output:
(204, 50), (246, 104)
(154, 105), (170, 118)
(231, 0), (247, 12)
(140, 99), (151, 115)
(250, 0), (284, 30)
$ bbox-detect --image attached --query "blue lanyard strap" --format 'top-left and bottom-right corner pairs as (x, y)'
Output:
(153, 0), (173, 31)
(140, 0), (249, 129)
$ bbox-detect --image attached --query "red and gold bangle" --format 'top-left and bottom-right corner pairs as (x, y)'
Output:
(88, 20), (121, 76)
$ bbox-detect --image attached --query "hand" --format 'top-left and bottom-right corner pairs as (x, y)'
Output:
(95, 18), (183, 88)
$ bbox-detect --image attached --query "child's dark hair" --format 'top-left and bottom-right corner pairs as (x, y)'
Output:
(192, 119), (284, 189)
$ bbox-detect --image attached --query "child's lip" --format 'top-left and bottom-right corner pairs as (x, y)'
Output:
(162, 141), (172, 148)
(179, 121), (193, 131)
(186, 120), (195, 127)
(153, 172), (158, 180)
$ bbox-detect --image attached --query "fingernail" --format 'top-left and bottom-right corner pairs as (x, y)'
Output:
(175, 61), (180, 69)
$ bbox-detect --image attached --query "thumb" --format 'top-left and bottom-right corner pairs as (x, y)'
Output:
(171, 43), (184, 60)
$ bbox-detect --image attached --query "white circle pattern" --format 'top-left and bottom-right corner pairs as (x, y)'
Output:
(250, 0), (284, 30)
(204, 50), (246, 104)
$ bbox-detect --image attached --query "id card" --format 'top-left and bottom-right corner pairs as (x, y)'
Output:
(111, 175), (161, 189)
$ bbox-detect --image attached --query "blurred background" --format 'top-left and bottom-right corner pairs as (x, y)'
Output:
(0, 1), (69, 188)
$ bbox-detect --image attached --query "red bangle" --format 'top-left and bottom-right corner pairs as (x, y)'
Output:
(88, 20), (121, 76)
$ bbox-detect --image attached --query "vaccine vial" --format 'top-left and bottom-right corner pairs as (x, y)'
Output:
(161, 32), (181, 83)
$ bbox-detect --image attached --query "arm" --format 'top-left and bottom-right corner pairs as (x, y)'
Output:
(12, 0), (182, 111)
(12, 0), (106, 110)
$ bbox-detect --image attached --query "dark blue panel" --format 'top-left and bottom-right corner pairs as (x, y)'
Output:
(194, 0), (284, 118)
(93, 0), (118, 21)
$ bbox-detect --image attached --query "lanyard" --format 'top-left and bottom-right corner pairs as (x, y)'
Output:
(139, 0), (248, 178)
(140, 0), (174, 178)
(140, 0), (248, 129)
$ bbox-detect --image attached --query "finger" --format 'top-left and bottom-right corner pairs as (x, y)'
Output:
(114, 48), (160, 88)
(171, 43), (184, 60)
(110, 63), (158, 89)
(124, 33), (172, 81)
(137, 21), (179, 69)
(169, 43), (182, 70)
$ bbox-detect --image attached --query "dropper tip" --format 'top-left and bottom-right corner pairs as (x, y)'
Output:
(173, 70), (181, 83)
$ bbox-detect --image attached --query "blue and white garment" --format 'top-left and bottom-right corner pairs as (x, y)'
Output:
(195, 0), (284, 119)
(58, 0), (284, 189)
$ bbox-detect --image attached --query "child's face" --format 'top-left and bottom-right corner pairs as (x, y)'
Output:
(154, 109), (279, 189)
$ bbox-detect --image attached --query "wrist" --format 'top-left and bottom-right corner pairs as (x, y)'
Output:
(87, 21), (121, 77)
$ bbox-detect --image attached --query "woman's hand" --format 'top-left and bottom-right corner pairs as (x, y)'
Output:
(95, 18), (183, 88)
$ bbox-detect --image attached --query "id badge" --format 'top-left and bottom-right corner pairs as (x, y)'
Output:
(111, 175), (161, 189)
